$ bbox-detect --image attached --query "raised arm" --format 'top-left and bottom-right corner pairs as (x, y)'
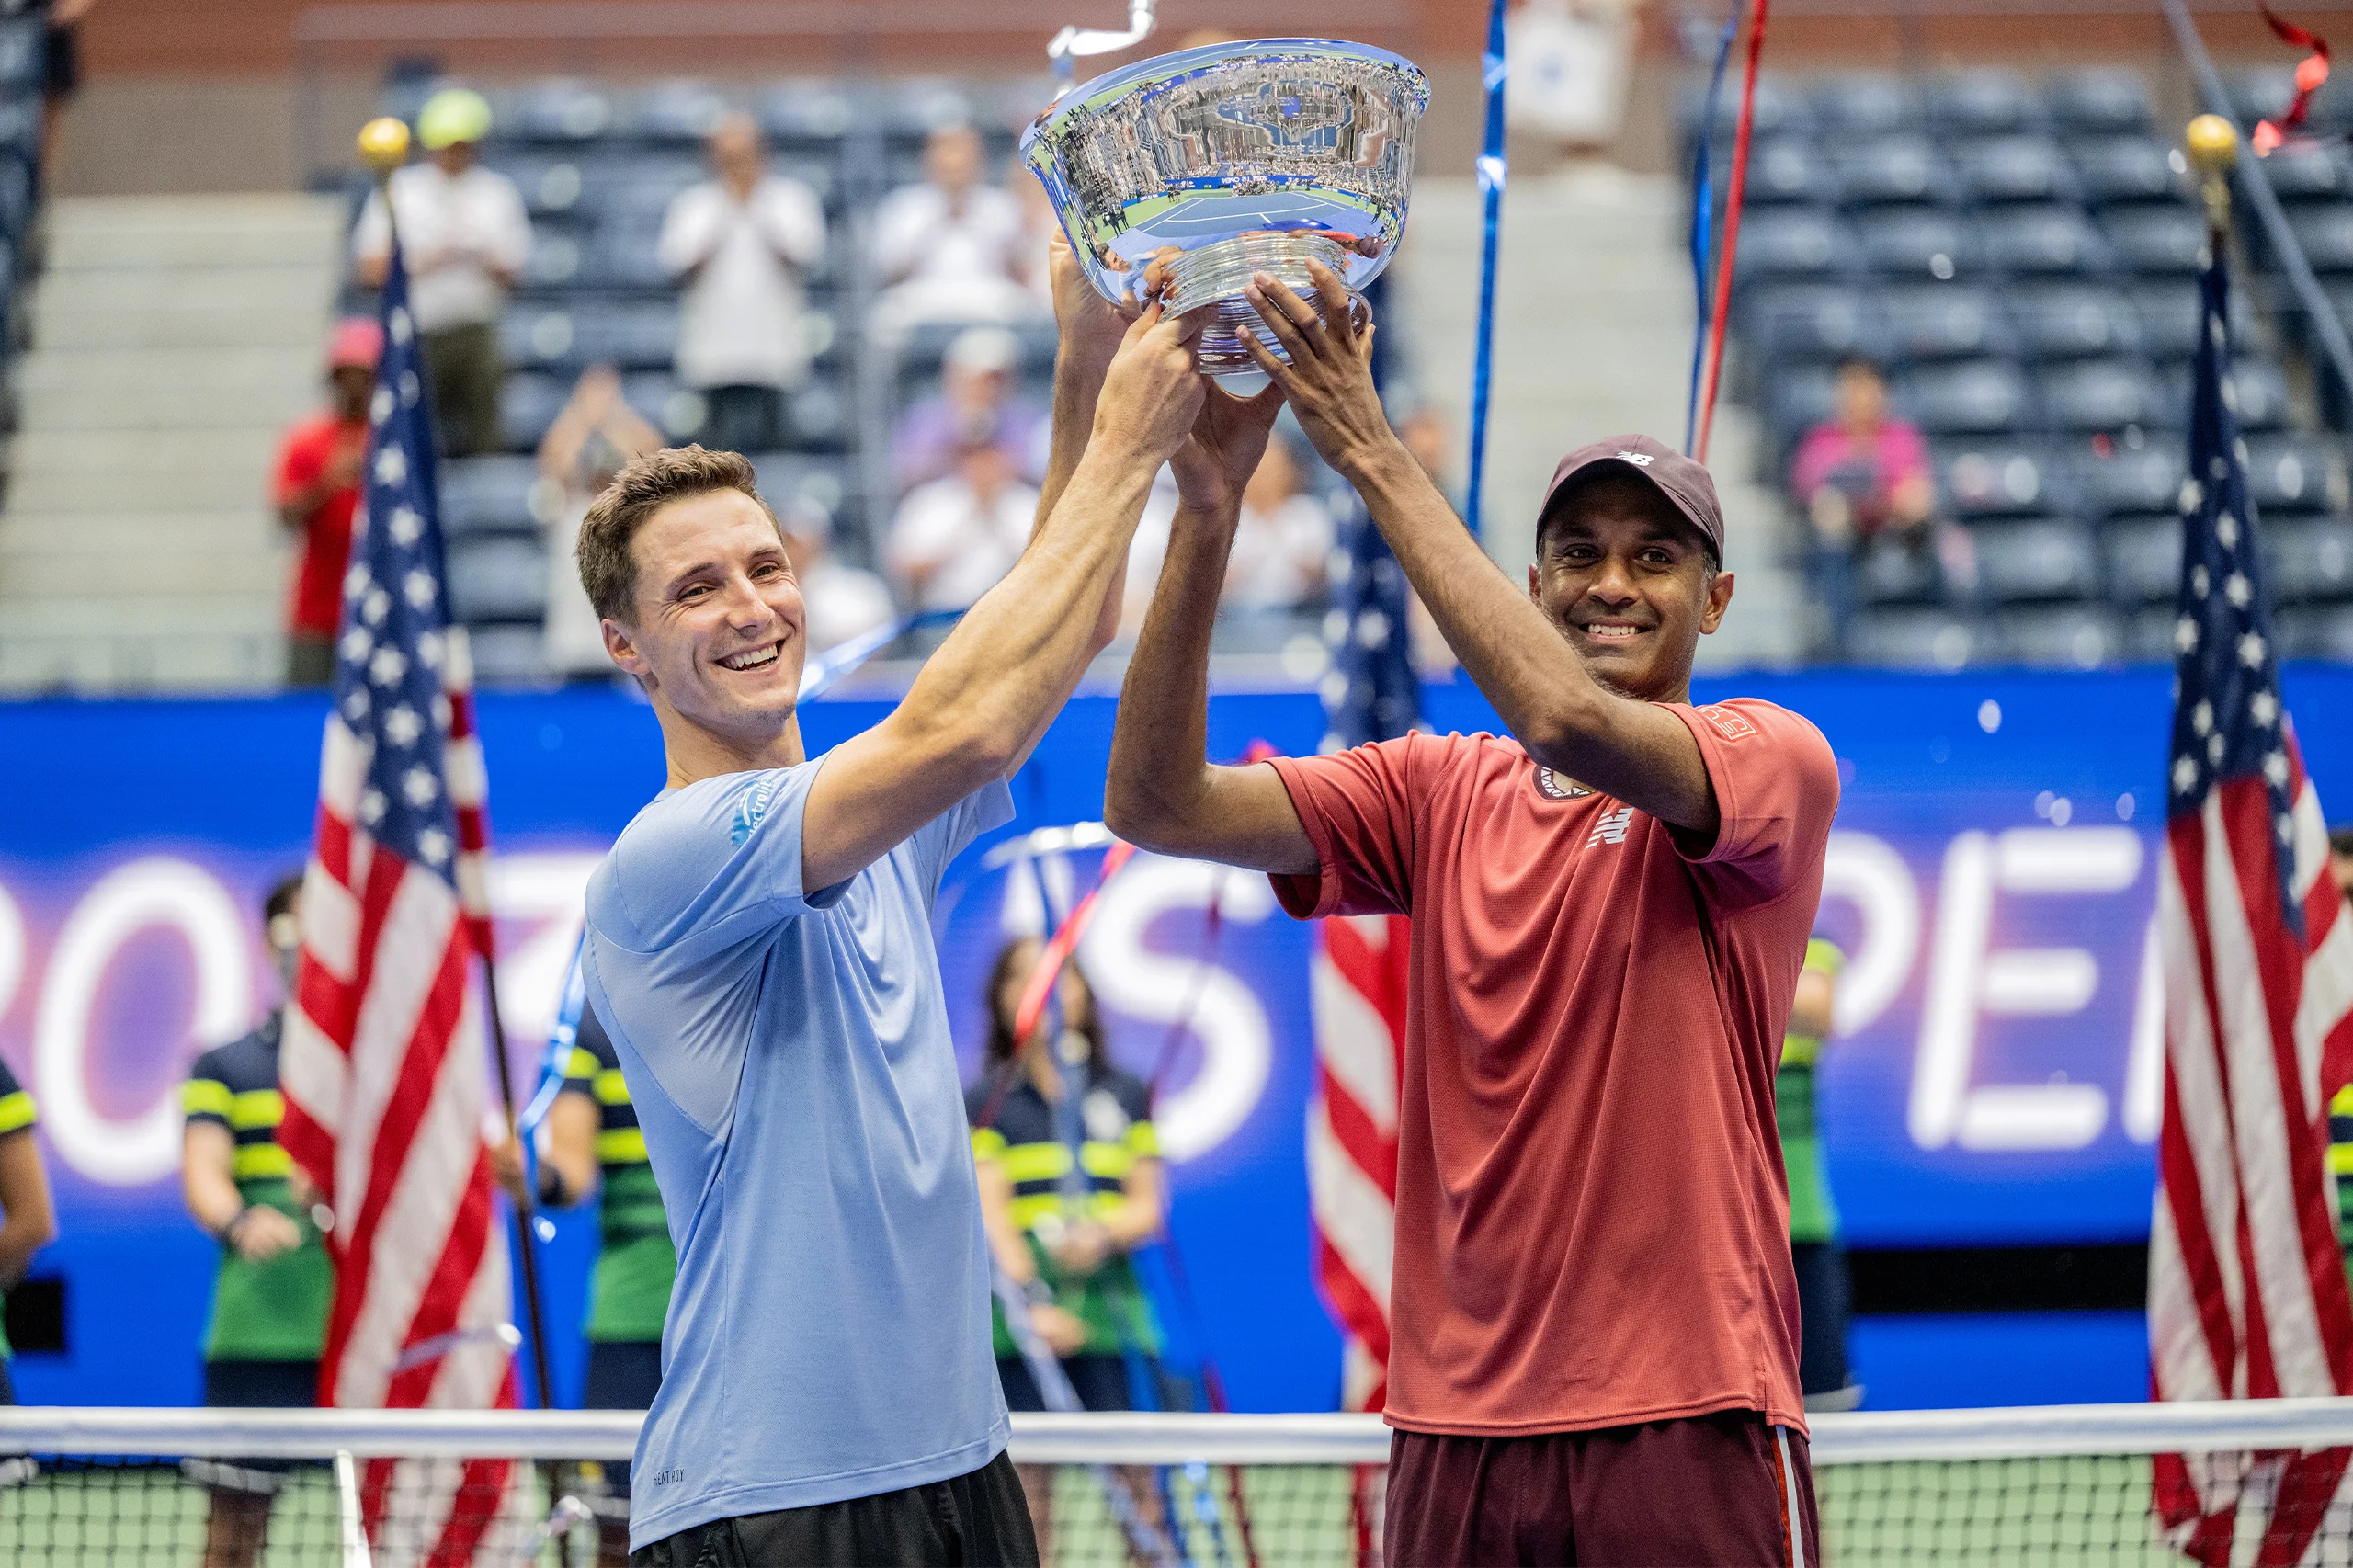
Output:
(1239, 261), (1722, 835)
(1105, 376), (1318, 874)
(799, 298), (1201, 892)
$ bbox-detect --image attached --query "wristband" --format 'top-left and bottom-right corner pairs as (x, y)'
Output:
(537, 1163), (573, 1210)
(219, 1206), (256, 1247)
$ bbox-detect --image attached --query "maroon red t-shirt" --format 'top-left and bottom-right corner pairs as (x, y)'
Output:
(274, 412), (367, 638)
(1267, 699), (1839, 1437)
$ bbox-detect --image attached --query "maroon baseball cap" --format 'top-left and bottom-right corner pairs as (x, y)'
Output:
(1537, 434), (1725, 566)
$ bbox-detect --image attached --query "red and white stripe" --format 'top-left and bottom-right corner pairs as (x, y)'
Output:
(281, 629), (525, 1566)
(1308, 913), (1409, 1568)
(2152, 733), (2353, 1567)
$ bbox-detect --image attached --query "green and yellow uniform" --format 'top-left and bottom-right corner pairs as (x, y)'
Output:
(183, 1017), (333, 1365)
(968, 1066), (1161, 1360)
(1780, 937), (1846, 1246)
(562, 1005), (676, 1346)
(2330, 1082), (2353, 1295)
(0, 1060), (35, 1368)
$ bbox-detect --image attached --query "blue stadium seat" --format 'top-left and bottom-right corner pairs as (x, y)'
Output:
(1809, 74), (1922, 136)
(2265, 517), (2353, 601)
(2225, 67), (2301, 132)
(1742, 137), (1833, 208)
(756, 83), (858, 148)
(1687, 75), (1808, 142)
(874, 78), (979, 142)
(579, 153), (707, 214)
(503, 79), (617, 144)
(2223, 360), (2290, 434)
(2071, 136), (2184, 207)
(2039, 359), (2169, 433)
(0, 20), (44, 96)
(493, 153), (590, 218)
(1982, 206), (2112, 277)
(787, 381), (851, 451)
(447, 538), (551, 622)
(1733, 208), (1849, 286)
(1894, 359), (2032, 434)
(626, 80), (732, 145)
(1856, 209), (1978, 281)
(2289, 208), (2353, 273)
(1855, 540), (1944, 607)
(499, 305), (583, 375)
(2104, 514), (2182, 604)
(2076, 444), (2188, 517)
(499, 373), (569, 451)
(1937, 438), (2066, 517)
(519, 220), (593, 292)
(1834, 136), (1949, 207)
(1763, 363), (1838, 457)
(592, 222), (676, 290)
(2257, 143), (2353, 204)
(1880, 284), (2011, 361)
(463, 625), (553, 687)
(2133, 281), (2250, 362)
(2102, 207), (2208, 277)
(1970, 517), (2104, 602)
(439, 456), (544, 540)
(2046, 69), (2154, 136)
(1748, 285), (1882, 363)
(1993, 603), (2123, 666)
(2009, 284), (2145, 360)
(620, 372), (706, 443)
(594, 299), (684, 370)
(1954, 136), (2077, 206)
(1848, 608), (1999, 667)
(1927, 70), (2041, 136)
(2245, 433), (2347, 514)
(749, 454), (857, 531)
(2278, 602), (2353, 657)
(0, 92), (42, 170)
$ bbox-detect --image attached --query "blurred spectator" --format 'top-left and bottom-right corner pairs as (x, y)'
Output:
(1224, 435), (1334, 608)
(0, 1041), (53, 1411)
(273, 317), (381, 688)
(1783, 937), (1859, 1411)
(885, 439), (1040, 610)
(353, 88), (531, 458)
(2333, 824), (2353, 905)
(892, 324), (1045, 495)
(968, 937), (1165, 1560)
(872, 123), (1037, 335)
(539, 366), (665, 681)
(657, 114), (828, 456)
(1790, 357), (1943, 657)
(40, 0), (91, 188)
(1398, 403), (1461, 514)
(779, 503), (893, 655)
(181, 874), (334, 1568)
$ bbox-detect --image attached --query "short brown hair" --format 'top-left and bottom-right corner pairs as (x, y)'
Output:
(575, 446), (779, 624)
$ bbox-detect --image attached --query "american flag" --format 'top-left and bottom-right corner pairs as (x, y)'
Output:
(278, 230), (527, 1564)
(1307, 494), (1416, 1565)
(2148, 243), (2353, 1565)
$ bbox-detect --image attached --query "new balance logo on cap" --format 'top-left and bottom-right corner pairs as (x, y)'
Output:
(1585, 806), (1635, 847)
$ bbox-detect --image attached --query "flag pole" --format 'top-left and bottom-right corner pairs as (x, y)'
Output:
(357, 116), (560, 1415)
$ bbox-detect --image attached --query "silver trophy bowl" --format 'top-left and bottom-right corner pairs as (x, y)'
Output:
(1021, 38), (1429, 376)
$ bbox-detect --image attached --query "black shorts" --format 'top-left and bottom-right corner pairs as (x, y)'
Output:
(583, 1338), (662, 1516)
(630, 1448), (1036, 1568)
(996, 1353), (1131, 1415)
(185, 1359), (319, 1495)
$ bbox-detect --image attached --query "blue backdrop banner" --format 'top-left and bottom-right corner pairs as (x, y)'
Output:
(0, 665), (2348, 1409)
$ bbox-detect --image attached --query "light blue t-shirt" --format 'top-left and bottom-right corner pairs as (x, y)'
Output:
(580, 757), (1015, 1549)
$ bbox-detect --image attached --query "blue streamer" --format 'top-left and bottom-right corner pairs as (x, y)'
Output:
(1684, 5), (1743, 455)
(1466, 0), (1508, 539)
(795, 607), (965, 702)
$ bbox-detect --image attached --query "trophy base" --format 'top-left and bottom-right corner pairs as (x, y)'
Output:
(1166, 233), (1350, 378)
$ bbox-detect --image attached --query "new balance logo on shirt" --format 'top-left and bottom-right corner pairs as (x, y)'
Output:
(1586, 806), (1635, 847)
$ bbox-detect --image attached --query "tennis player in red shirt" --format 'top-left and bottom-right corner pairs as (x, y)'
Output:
(1106, 260), (1838, 1566)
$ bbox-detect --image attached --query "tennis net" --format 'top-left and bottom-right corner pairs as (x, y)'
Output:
(3, 1400), (2353, 1563)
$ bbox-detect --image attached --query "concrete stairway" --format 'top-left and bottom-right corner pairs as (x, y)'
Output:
(0, 194), (347, 693)
(1392, 166), (1805, 670)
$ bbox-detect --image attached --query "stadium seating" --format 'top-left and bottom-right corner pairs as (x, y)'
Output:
(1690, 66), (2353, 665)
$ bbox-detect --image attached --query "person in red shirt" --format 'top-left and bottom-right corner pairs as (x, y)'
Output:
(1106, 260), (1838, 1566)
(273, 318), (381, 687)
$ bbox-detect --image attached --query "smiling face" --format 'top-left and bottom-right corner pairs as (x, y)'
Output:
(1527, 472), (1734, 704)
(601, 488), (809, 765)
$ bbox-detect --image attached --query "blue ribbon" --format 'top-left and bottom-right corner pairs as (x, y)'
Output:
(1467, 0), (1507, 539)
(1684, 5), (1743, 456)
(794, 608), (965, 702)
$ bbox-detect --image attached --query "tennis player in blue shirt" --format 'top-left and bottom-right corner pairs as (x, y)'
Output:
(577, 237), (1284, 1565)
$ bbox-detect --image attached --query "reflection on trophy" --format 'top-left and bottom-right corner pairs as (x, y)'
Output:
(1021, 38), (1429, 375)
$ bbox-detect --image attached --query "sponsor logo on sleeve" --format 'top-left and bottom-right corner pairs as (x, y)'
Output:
(1697, 705), (1757, 743)
(730, 775), (781, 846)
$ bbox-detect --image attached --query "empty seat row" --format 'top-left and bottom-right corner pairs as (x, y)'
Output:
(498, 372), (851, 457)
(1932, 430), (2340, 517)
(1685, 67), (2154, 142)
(1738, 203), (2208, 288)
(1850, 597), (2353, 669)
(1764, 358), (2293, 443)
(440, 451), (861, 540)
(497, 297), (844, 377)
(1853, 512), (2353, 608)
(1748, 280), (2244, 366)
(1721, 133), (2192, 211)
(489, 147), (847, 222)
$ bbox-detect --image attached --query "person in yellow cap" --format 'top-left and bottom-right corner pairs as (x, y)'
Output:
(352, 86), (532, 457)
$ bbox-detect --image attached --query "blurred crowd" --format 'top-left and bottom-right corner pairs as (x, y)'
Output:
(274, 85), (1458, 689)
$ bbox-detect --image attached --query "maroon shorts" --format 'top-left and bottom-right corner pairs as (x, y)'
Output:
(1385, 1410), (1820, 1567)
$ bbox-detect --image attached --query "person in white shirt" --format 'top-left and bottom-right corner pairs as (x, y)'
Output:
(870, 123), (1038, 344)
(657, 114), (828, 455)
(353, 87), (532, 458)
(1224, 436), (1334, 608)
(885, 440), (1042, 611)
(779, 502), (895, 655)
